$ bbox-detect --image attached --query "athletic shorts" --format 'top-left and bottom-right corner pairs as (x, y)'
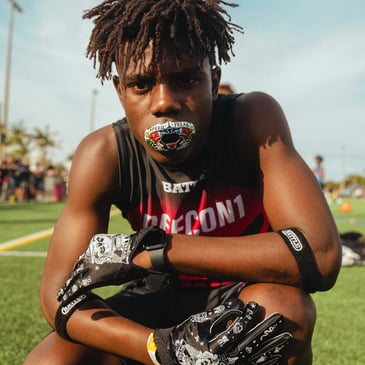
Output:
(105, 274), (245, 364)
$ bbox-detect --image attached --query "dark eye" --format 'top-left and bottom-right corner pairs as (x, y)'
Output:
(127, 78), (154, 93)
(176, 74), (200, 88)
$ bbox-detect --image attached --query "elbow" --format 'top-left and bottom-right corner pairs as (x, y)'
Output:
(40, 284), (58, 328)
(314, 235), (343, 292)
(280, 228), (342, 293)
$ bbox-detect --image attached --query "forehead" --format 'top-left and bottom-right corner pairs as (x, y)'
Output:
(116, 40), (209, 77)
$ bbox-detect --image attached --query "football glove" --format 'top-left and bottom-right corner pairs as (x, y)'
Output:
(57, 226), (167, 303)
(151, 298), (292, 365)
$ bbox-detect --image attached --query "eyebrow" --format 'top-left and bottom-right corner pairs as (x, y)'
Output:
(124, 73), (148, 82)
(125, 65), (204, 81)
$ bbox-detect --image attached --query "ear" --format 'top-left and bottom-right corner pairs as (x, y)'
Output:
(211, 66), (221, 100)
(113, 75), (124, 106)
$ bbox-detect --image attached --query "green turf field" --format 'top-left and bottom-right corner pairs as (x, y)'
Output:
(0, 199), (364, 364)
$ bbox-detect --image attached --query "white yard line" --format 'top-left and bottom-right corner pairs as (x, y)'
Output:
(0, 228), (54, 252)
(0, 208), (120, 253)
(0, 250), (47, 257)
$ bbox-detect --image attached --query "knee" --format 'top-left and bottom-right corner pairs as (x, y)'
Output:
(22, 335), (124, 365)
(23, 348), (47, 365)
(22, 343), (63, 365)
(239, 283), (316, 364)
(23, 353), (32, 365)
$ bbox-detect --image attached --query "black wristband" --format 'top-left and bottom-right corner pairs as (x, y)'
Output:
(143, 227), (169, 272)
(55, 292), (101, 341)
(277, 228), (322, 293)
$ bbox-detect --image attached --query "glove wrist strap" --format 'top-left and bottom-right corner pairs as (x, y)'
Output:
(153, 328), (174, 365)
(55, 292), (101, 341)
(143, 227), (170, 272)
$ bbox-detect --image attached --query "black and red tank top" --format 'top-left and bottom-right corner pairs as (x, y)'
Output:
(112, 94), (270, 286)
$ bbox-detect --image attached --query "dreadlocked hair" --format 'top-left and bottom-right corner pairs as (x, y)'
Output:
(83, 0), (243, 82)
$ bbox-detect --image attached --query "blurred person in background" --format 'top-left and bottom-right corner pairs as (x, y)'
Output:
(218, 82), (235, 95)
(312, 155), (325, 189)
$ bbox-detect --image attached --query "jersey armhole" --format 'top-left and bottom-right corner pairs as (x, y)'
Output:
(112, 120), (131, 211)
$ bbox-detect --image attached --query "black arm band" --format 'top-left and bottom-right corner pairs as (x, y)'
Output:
(55, 292), (101, 341)
(277, 228), (322, 293)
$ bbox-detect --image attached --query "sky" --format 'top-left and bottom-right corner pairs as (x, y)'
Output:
(0, 0), (364, 182)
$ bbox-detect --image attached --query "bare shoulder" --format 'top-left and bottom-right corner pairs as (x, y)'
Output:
(234, 91), (293, 149)
(74, 124), (117, 159)
(67, 124), (119, 203)
(235, 91), (288, 129)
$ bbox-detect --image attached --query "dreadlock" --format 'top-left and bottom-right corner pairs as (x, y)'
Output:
(83, 0), (243, 81)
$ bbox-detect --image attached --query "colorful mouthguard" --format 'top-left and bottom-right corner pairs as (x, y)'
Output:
(144, 121), (196, 152)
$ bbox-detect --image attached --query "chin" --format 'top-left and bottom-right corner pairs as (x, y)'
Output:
(149, 147), (195, 165)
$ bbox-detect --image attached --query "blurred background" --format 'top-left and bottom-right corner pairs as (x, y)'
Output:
(0, 0), (364, 203)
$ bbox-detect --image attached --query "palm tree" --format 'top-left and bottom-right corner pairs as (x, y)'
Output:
(6, 120), (31, 157)
(31, 124), (60, 164)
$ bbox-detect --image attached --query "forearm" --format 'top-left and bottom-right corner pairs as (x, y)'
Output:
(63, 299), (154, 364)
(169, 232), (300, 284)
(134, 229), (340, 290)
(41, 277), (154, 363)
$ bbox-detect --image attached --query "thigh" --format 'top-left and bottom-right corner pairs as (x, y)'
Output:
(23, 331), (122, 365)
(239, 283), (316, 365)
(106, 282), (244, 328)
(105, 287), (184, 329)
(105, 285), (210, 329)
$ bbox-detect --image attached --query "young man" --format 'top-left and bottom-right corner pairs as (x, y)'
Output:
(24, 1), (342, 364)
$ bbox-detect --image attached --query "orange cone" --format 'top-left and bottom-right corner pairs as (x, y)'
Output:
(338, 201), (352, 213)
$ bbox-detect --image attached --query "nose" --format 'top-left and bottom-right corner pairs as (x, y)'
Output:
(150, 83), (182, 116)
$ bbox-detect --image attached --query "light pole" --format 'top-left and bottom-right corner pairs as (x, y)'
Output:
(0, 102), (2, 163)
(1, 0), (23, 161)
(340, 144), (346, 183)
(89, 89), (99, 132)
